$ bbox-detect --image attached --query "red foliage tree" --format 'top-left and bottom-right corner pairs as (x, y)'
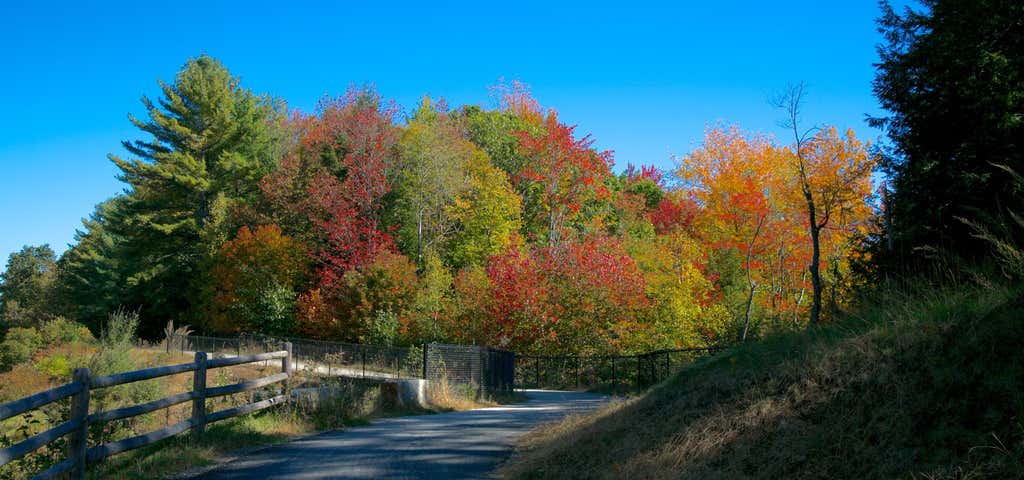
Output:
(261, 86), (399, 294)
(514, 112), (614, 247)
(480, 237), (647, 354)
(624, 163), (664, 187)
(648, 195), (698, 235)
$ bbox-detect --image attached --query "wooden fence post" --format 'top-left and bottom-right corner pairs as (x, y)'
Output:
(191, 351), (208, 439)
(68, 368), (90, 480)
(361, 350), (366, 378)
(534, 357), (540, 388)
(422, 344), (429, 380)
(282, 342), (292, 404)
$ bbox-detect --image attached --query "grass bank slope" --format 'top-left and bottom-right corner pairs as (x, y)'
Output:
(501, 284), (1024, 479)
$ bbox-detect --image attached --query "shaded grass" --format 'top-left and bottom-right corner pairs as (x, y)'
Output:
(86, 373), (518, 479)
(499, 282), (1024, 479)
(88, 411), (302, 479)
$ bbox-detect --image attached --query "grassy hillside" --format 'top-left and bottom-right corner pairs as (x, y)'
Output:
(500, 283), (1024, 479)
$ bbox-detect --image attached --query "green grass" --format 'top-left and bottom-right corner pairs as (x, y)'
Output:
(88, 412), (300, 479)
(499, 281), (1024, 479)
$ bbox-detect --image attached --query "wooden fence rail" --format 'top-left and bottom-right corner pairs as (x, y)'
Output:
(0, 343), (292, 479)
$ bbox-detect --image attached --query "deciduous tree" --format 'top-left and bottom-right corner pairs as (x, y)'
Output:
(515, 112), (614, 247)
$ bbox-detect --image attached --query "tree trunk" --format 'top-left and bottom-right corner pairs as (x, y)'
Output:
(740, 281), (757, 342)
(739, 215), (766, 342)
(792, 270), (807, 328)
(807, 221), (822, 328)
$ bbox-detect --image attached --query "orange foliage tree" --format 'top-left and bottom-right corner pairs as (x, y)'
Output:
(205, 225), (307, 335)
(679, 126), (798, 340)
(776, 84), (876, 326)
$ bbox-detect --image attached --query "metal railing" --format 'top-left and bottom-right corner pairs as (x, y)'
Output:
(515, 347), (722, 391)
(171, 335), (516, 393)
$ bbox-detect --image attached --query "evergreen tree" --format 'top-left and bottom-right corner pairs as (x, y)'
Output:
(106, 55), (285, 336)
(871, 0), (1024, 267)
(59, 197), (129, 331)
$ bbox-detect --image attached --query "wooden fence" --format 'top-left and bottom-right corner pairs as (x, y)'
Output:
(0, 343), (292, 479)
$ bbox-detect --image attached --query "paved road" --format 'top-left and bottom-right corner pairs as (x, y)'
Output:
(192, 390), (607, 480)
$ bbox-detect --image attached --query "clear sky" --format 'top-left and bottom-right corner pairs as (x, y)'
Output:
(0, 0), (898, 265)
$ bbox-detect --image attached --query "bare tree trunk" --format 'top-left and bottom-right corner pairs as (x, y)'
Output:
(740, 215), (766, 342)
(808, 221), (822, 328)
(792, 270), (807, 328)
(417, 208), (425, 263)
(741, 282), (757, 342)
(774, 82), (823, 330)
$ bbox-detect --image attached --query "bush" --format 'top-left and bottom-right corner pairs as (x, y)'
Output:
(34, 354), (71, 378)
(0, 327), (43, 371)
(39, 317), (94, 345)
(88, 311), (162, 443)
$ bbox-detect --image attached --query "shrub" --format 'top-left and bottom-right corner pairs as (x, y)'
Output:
(0, 327), (43, 371)
(34, 354), (71, 378)
(88, 311), (162, 443)
(39, 317), (94, 345)
(367, 310), (399, 347)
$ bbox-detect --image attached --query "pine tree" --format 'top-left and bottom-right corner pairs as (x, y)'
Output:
(59, 197), (129, 331)
(106, 55), (285, 336)
(871, 0), (1024, 267)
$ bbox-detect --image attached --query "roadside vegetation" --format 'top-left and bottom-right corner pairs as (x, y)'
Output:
(500, 279), (1024, 479)
(0, 311), (506, 480)
(499, 0), (1024, 477)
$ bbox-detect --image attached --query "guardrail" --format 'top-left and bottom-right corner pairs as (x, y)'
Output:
(515, 346), (722, 391)
(173, 334), (516, 394)
(0, 343), (292, 479)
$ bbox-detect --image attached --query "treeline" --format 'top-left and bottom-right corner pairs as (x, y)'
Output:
(0, 62), (874, 355)
(2, 0), (1018, 355)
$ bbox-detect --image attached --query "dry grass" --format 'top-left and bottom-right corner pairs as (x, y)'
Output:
(1, 346), (294, 480)
(499, 283), (1024, 479)
(425, 375), (525, 411)
(427, 377), (490, 411)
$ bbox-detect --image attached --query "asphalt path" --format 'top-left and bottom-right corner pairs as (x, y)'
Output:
(192, 390), (607, 480)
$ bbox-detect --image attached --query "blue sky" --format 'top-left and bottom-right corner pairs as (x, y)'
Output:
(0, 0), (899, 264)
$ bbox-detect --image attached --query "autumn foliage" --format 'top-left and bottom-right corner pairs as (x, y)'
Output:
(68, 58), (875, 352)
(198, 84), (876, 352)
(205, 225), (306, 335)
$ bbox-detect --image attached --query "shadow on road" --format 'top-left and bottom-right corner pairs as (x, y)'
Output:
(191, 390), (608, 480)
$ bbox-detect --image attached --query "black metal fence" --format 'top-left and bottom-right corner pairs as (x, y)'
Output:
(169, 334), (716, 393)
(515, 347), (721, 391)
(168, 334), (514, 393)
(423, 344), (515, 393)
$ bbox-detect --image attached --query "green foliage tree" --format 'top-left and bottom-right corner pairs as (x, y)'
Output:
(871, 0), (1024, 267)
(59, 197), (129, 332)
(0, 245), (61, 331)
(104, 55), (285, 336)
(393, 98), (522, 269)
(408, 252), (454, 343)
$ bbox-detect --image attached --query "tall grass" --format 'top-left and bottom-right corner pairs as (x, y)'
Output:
(499, 277), (1024, 479)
